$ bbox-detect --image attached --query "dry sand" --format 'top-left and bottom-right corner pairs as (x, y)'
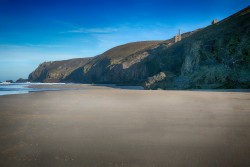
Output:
(0, 84), (250, 167)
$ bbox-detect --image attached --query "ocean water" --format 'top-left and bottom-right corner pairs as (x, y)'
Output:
(0, 83), (66, 96)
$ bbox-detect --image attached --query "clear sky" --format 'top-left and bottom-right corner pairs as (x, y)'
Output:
(0, 0), (249, 81)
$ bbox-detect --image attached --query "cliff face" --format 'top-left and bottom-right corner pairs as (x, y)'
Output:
(28, 58), (92, 82)
(75, 41), (165, 84)
(29, 6), (250, 89)
(29, 41), (166, 84)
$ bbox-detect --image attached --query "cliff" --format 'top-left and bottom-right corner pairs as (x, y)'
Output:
(28, 58), (92, 82)
(29, 6), (250, 89)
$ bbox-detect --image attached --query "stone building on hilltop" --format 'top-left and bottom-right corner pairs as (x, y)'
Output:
(174, 29), (181, 43)
(212, 19), (218, 25)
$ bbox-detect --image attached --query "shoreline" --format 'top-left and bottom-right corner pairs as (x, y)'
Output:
(0, 83), (250, 96)
(1, 82), (250, 97)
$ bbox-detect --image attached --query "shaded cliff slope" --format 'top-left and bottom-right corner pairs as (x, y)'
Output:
(144, 6), (250, 89)
(29, 6), (250, 89)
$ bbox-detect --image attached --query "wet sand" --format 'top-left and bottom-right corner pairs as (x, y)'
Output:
(0, 84), (250, 167)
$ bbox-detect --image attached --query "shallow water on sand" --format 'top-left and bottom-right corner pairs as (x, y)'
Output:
(0, 83), (67, 96)
(0, 83), (144, 96)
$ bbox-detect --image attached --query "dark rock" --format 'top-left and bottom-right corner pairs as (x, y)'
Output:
(6, 80), (14, 83)
(15, 78), (29, 83)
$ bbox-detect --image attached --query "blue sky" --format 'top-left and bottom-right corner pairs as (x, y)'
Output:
(0, 0), (249, 81)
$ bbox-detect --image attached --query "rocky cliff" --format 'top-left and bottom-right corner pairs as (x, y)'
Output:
(29, 6), (250, 89)
(29, 58), (92, 82)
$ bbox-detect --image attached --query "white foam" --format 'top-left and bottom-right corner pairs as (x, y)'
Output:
(0, 91), (29, 96)
(0, 83), (67, 96)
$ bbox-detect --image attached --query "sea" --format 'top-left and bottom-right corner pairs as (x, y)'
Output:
(0, 82), (67, 96)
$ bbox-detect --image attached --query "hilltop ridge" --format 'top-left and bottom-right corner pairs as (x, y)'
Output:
(29, 6), (250, 89)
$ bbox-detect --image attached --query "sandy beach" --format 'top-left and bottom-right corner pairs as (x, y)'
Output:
(0, 84), (250, 167)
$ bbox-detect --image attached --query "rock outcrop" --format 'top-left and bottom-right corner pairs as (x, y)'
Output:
(29, 6), (250, 89)
(5, 80), (14, 83)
